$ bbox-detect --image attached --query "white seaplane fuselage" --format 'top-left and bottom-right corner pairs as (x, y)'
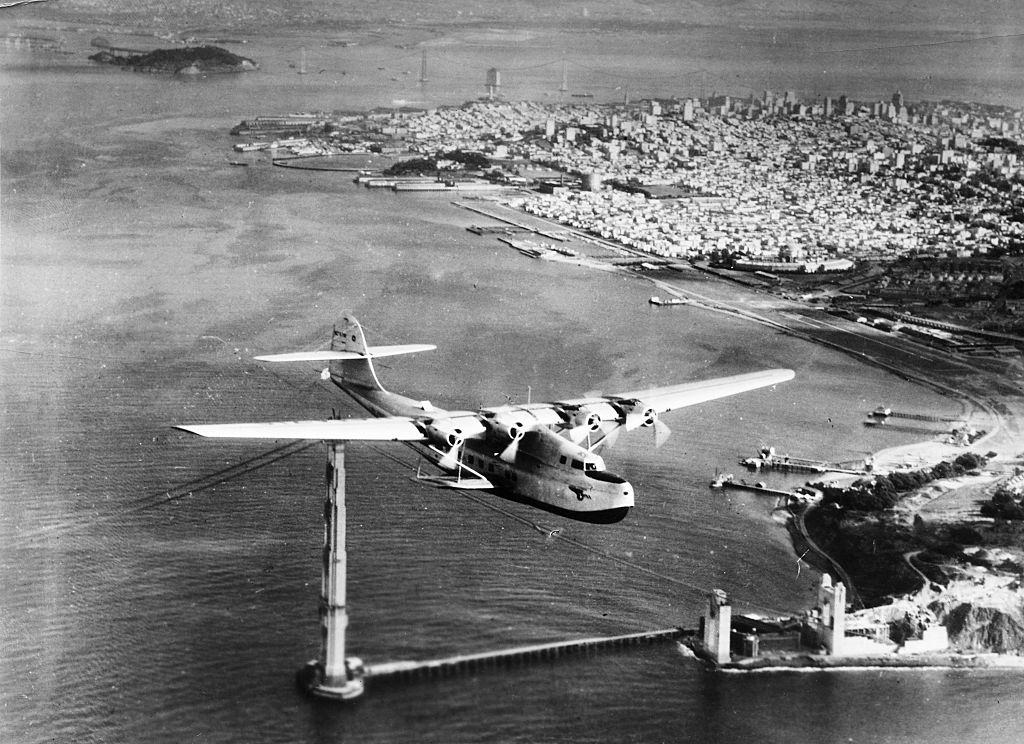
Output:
(336, 378), (634, 524)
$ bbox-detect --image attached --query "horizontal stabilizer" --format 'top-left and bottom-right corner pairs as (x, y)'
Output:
(175, 417), (426, 441)
(254, 344), (435, 363)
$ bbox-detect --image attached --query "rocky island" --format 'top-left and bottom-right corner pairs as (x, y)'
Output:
(88, 45), (257, 75)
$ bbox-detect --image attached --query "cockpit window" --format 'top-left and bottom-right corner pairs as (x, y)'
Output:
(584, 461), (598, 471)
(571, 459), (583, 470)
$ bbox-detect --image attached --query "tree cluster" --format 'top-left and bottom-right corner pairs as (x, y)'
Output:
(384, 149), (489, 176)
(981, 487), (1024, 520)
(385, 157), (437, 176)
(821, 453), (987, 512)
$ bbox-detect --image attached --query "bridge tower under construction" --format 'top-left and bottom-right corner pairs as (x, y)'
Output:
(296, 443), (365, 699)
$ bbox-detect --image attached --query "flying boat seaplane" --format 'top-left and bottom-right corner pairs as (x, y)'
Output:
(176, 315), (794, 523)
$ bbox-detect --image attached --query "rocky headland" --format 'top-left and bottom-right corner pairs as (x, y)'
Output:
(802, 440), (1024, 656)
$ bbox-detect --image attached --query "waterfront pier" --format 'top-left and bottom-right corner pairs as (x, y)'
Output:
(740, 446), (867, 475)
(466, 224), (532, 235)
(869, 407), (964, 424)
(710, 473), (797, 499)
(862, 420), (948, 435)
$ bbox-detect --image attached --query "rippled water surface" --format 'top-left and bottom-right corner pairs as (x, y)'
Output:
(3, 20), (1024, 744)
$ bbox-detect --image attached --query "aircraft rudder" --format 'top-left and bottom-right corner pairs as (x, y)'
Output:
(331, 314), (370, 355)
(330, 313), (385, 391)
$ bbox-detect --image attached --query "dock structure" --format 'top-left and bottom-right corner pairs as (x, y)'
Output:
(862, 420), (947, 435)
(466, 224), (532, 236)
(364, 628), (690, 682)
(741, 446), (867, 476)
(454, 201), (568, 241)
(712, 476), (794, 499)
(869, 407), (963, 424)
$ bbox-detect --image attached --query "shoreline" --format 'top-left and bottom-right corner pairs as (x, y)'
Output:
(480, 194), (1024, 669)
(491, 194), (1018, 455)
(682, 640), (1024, 672)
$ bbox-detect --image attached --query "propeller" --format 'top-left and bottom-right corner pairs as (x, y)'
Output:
(567, 426), (589, 444)
(566, 415), (601, 445)
(498, 438), (519, 463)
(485, 412), (526, 463)
(422, 419), (471, 471)
(584, 422), (622, 453)
(601, 424), (622, 449)
(624, 406), (656, 431)
(437, 443), (462, 470)
(653, 418), (672, 448)
(619, 400), (672, 448)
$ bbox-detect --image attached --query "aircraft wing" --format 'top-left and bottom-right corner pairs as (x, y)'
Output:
(556, 369), (793, 414)
(550, 369), (794, 447)
(175, 417), (427, 441)
(608, 368), (795, 414)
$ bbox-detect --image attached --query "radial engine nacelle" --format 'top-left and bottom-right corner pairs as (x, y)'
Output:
(616, 399), (658, 429)
(420, 413), (486, 450)
(425, 422), (464, 449)
(485, 411), (530, 442)
(568, 410), (602, 431)
(614, 398), (672, 447)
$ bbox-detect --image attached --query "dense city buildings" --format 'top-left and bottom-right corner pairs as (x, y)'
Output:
(237, 91), (1024, 332)
(387, 95), (1024, 266)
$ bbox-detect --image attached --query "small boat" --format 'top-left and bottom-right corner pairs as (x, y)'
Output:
(649, 296), (688, 306)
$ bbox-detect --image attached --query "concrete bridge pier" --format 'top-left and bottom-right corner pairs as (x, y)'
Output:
(297, 443), (365, 700)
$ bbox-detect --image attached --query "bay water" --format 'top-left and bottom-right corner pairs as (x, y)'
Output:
(3, 21), (1023, 744)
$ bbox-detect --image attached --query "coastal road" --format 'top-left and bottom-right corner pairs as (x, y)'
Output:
(903, 550), (938, 593)
(790, 504), (864, 609)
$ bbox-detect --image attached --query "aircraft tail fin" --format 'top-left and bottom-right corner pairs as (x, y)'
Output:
(253, 314), (434, 393)
(330, 314), (383, 390)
